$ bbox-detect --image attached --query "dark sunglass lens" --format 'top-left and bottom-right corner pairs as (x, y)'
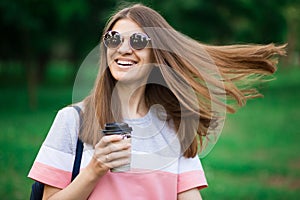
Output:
(104, 31), (122, 48)
(130, 33), (149, 50)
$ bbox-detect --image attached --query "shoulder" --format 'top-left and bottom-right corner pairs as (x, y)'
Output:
(179, 155), (204, 171)
(52, 106), (79, 131)
(43, 103), (83, 154)
(55, 102), (84, 125)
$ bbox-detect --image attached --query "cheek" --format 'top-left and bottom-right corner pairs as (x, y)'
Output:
(106, 50), (115, 65)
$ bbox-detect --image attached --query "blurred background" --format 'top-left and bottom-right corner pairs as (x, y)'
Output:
(1, 0), (299, 199)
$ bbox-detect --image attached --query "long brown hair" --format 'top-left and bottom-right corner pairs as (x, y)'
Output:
(80, 3), (286, 158)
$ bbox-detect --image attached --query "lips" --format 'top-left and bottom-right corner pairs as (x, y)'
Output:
(115, 59), (138, 69)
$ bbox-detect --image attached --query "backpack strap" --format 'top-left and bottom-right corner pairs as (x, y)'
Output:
(71, 105), (84, 181)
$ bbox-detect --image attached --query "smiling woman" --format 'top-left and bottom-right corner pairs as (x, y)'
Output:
(28, 3), (286, 200)
(106, 18), (153, 83)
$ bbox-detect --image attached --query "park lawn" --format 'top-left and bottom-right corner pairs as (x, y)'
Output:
(0, 84), (73, 199)
(0, 66), (299, 199)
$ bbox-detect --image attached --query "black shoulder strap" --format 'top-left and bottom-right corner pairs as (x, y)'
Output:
(71, 105), (84, 181)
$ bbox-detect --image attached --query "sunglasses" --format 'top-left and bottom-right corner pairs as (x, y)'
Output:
(103, 31), (151, 50)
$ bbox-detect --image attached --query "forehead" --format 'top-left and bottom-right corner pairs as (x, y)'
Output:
(111, 18), (145, 35)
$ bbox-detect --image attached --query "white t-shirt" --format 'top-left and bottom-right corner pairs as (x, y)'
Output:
(28, 104), (207, 199)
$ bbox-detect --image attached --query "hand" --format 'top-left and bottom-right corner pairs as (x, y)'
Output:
(87, 135), (131, 177)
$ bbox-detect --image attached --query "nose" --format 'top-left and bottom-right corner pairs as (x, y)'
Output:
(117, 38), (133, 54)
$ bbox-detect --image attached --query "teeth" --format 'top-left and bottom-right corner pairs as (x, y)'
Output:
(117, 60), (135, 66)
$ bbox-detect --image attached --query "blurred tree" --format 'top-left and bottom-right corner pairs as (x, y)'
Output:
(284, 0), (300, 65)
(236, 0), (287, 44)
(154, 0), (287, 44)
(0, 0), (295, 109)
(0, 0), (114, 109)
(0, 0), (57, 108)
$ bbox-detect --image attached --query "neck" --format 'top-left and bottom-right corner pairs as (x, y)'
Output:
(115, 82), (148, 119)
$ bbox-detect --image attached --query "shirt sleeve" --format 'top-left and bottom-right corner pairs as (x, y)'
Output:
(177, 155), (208, 193)
(28, 106), (80, 189)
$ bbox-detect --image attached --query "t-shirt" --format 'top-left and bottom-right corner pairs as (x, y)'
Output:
(28, 104), (207, 199)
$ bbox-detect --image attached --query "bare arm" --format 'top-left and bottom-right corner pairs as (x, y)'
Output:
(43, 135), (131, 200)
(177, 188), (202, 200)
(43, 165), (99, 200)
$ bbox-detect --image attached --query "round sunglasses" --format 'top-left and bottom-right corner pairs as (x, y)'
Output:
(103, 31), (151, 50)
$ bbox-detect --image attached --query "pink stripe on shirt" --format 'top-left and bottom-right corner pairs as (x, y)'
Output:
(89, 170), (178, 200)
(178, 170), (208, 193)
(28, 162), (72, 189)
(29, 162), (207, 199)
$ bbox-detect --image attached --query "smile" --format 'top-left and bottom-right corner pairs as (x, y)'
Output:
(115, 59), (137, 68)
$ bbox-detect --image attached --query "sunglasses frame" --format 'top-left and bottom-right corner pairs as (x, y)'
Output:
(103, 31), (151, 50)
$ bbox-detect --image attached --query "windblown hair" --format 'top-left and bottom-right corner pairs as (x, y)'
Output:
(80, 3), (286, 158)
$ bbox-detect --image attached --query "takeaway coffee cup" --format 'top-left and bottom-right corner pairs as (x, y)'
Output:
(102, 122), (132, 172)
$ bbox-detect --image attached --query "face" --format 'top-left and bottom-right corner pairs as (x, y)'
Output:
(105, 18), (153, 83)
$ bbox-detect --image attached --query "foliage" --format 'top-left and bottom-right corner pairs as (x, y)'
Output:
(1, 0), (298, 109)
(0, 0), (110, 61)
(154, 0), (288, 44)
(0, 0), (294, 62)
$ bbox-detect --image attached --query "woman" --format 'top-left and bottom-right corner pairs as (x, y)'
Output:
(28, 3), (286, 200)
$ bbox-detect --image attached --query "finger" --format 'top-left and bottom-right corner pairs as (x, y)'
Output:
(96, 135), (123, 148)
(107, 139), (131, 153)
(94, 140), (130, 163)
(105, 149), (131, 162)
(108, 157), (131, 169)
(93, 148), (131, 172)
(94, 150), (130, 170)
(97, 139), (130, 156)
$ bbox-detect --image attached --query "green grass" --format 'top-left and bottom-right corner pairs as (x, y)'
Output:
(0, 66), (300, 199)
(0, 84), (73, 199)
